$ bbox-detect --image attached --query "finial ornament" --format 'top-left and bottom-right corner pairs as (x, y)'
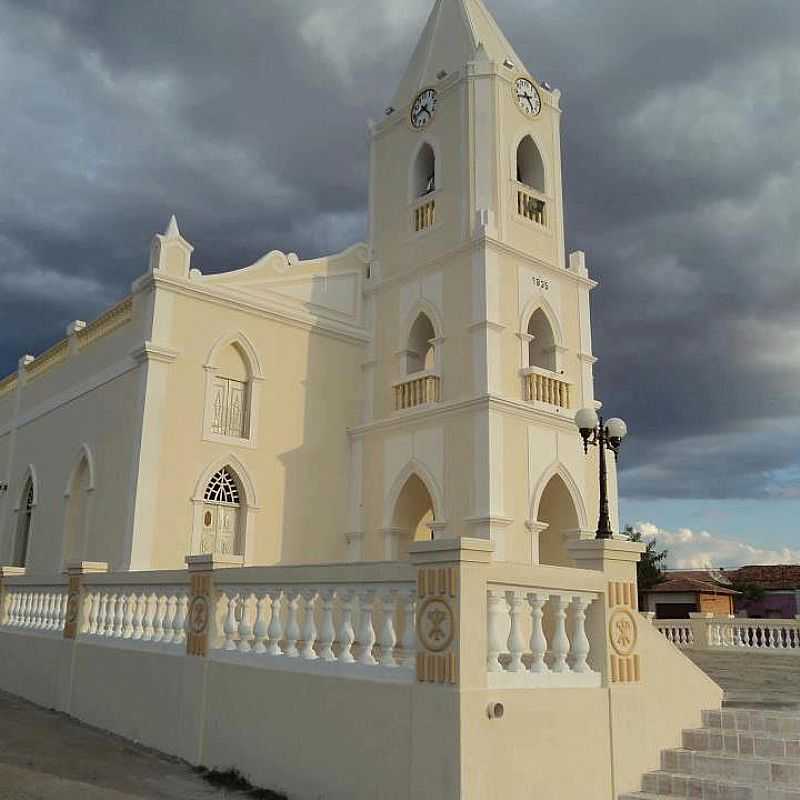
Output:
(164, 214), (181, 238)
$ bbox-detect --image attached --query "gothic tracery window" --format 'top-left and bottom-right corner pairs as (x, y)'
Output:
(201, 468), (241, 556)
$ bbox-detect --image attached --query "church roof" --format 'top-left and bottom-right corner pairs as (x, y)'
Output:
(391, 0), (526, 110)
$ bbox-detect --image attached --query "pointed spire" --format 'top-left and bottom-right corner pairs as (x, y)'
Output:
(391, 0), (526, 109)
(164, 214), (181, 238)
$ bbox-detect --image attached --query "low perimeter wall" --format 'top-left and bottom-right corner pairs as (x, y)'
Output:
(0, 540), (723, 800)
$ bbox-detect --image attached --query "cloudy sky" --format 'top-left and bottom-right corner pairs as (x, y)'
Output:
(1, 0), (799, 567)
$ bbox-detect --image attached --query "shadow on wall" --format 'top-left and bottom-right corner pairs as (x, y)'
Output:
(278, 275), (361, 564)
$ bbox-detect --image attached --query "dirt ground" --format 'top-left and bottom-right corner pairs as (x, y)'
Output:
(0, 690), (276, 800)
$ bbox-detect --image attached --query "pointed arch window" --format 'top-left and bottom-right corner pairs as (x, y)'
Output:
(200, 467), (242, 556)
(204, 335), (263, 448)
(515, 136), (547, 226)
(12, 478), (34, 567)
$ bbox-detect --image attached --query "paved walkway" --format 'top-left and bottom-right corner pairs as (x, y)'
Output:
(687, 650), (800, 707)
(0, 691), (266, 800)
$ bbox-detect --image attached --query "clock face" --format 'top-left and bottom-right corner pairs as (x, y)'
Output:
(410, 89), (438, 129)
(515, 78), (541, 116)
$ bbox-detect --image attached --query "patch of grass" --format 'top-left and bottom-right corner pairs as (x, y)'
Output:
(194, 767), (287, 799)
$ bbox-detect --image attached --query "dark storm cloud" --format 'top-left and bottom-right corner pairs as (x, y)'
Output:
(1, 0), (799, 501)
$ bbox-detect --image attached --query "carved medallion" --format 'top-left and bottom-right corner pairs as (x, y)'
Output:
(189, 595), (210, 636)
(609, 608), (637, 656)
(417, 597), (454, 653)
(65, 593), (80, 626)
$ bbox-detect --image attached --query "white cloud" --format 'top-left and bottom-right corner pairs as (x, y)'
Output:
(634, 521), (800, 569)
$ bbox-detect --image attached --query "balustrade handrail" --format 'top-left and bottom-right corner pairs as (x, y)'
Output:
(487, 562), (606, 595)
(214, 561), (415, 588)
(2, 575), (69, 588)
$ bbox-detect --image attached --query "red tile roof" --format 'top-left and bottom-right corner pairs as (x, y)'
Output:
(723, 565), (800, 590)
(648, 576), (739, 596)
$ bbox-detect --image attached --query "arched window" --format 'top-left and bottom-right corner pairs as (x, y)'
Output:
(209, 342), (251, 439)
(201, 467), (242, 556)
(413, 143), (436, 197)
(63, 455), (92, 564)
(527, 309), (557, 372)
(406, 312), (436, 374)
(12, 478), (34, 567)
(517, 136), (545, 192)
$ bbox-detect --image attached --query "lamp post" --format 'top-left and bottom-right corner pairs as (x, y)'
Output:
(575, 408), (628, 540)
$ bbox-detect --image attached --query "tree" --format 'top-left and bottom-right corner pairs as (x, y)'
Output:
(625, 525), (668, 607)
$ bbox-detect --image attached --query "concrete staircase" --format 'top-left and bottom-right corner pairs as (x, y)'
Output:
(621, 707), (800, 800)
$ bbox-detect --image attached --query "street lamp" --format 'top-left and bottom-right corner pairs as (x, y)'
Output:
(575, 408), (628, 540)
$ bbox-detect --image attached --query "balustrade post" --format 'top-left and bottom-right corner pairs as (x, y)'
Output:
(567, 539), (645, 686)
(64, 562), (109, 640)
(409, 537), (494, 689)
(185, 553), (242, 657)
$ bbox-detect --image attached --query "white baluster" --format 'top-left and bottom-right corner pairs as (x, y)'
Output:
(131, 593), (145, 640)
(338, 590), (356, 663)
(141, 593), (156, 642)
(301, 591), (319, 661)
(29, 593), (41, 629)
(58, 593), (69, 633)
(122, 593), (135, 639)
(162, 593), (177, 644)
(113, 594), (126, 639)
(101, 593), (114, 636)
(318, 590), (336, 662)
(487, 589), (508, 673)
(172, 592), (188, 646)
(41, 593), (53, 631)
(507, 591), (527, 673)
(152, 593), (167, 643)
(284, 591), (301, 658)
(357, 591), (377, 666)
(223, 593), (239, 651)
(570, 596), (592, 673)
(86, 592), (98, 635)
(252, 593), (269, 654)
(266, 591), (284, 656)
(550, 594), (571, 673)
(6, 593), (18, 626)
(528, 593), (549, 674)
(238, 592), (254, 653)
(20, 592), (30, 627)
(401, 591), (416, 669)
(379, 591), (398, 667)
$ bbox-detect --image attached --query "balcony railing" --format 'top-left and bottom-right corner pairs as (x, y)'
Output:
(394, 371), (440, 411)
(514, 182), (547, 227)
(522, 367), (571, 409)
(412, 198), (436, 233)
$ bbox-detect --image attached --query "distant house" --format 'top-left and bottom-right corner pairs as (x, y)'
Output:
(642, 565), (800, 619)
(641, 570), (738, 619)
(720, 565), (800, 619)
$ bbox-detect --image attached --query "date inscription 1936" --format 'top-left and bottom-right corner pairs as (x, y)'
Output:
(533, 276), (551, 291)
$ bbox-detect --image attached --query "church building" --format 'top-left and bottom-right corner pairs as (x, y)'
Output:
(0, 0), (616, 574)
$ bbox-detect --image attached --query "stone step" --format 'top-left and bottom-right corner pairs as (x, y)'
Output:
(683, 729), (800, 760)
(660, 749), (800, 784)
(704, 709), (800, 737)
(642, 769), (800, 799)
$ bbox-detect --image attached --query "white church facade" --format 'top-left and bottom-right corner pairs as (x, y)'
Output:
(0, 3), (726, 799)
(0, 0), (614, 576)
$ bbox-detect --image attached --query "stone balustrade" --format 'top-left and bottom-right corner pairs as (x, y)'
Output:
(522, 367), (571, 409)
(412, 198), (436, 233)
(394, 371), (440, 411)
(654, 616), (800, 653)
(514, 181), (547, 226)
(80, 582), (189, 647)
(2, 585), (68, 633)
(486, 570), (603, 688)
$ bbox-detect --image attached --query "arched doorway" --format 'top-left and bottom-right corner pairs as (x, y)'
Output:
(201, 467), (243, 556)
(390, 474), (436, 560)
(536, 474), (580, 567)
(406, 312), (436, 374)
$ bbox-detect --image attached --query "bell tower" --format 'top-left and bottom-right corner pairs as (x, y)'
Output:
(352, 0), (614, 566)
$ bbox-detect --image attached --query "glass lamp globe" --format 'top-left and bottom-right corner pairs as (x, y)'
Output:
(605, 418), (628, 440)
(574, 408), (599, 433)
